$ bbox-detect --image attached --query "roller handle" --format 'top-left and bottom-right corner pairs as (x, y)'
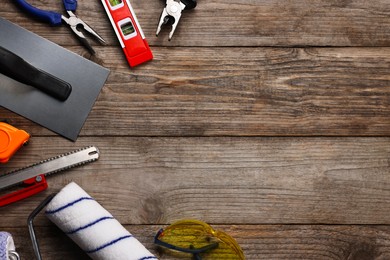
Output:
(0, 46), (72, 101)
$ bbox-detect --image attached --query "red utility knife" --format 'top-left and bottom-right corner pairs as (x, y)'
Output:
(0, 146), (99, 206)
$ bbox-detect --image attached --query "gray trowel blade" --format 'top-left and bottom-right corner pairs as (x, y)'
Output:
(0, 18), (110, 141)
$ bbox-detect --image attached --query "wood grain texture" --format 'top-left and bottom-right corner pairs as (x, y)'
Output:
(1, 137), (390, 226)
(1, 0), (390, 46)
(3, 225), (390, 259)
(1, 47), (390, 136)
(1, 0), (390, 259)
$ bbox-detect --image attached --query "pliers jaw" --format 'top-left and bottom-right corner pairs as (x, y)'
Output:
(14, 0), (105, 55)
(61, 11), (106, 54)
(156, 0), (196, 41)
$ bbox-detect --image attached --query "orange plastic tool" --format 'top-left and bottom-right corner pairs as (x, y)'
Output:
(0, 122), (30, 163)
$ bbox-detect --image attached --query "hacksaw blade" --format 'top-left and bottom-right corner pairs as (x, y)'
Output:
(0, 146), (99, 191)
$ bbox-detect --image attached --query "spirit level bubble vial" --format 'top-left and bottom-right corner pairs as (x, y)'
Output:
(100, 0), (153, 67)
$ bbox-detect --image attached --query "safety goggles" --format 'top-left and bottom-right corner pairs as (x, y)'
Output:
(154, 219), (245, 260)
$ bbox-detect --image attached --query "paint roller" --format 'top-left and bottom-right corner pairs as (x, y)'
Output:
(28, 182), (157, 260)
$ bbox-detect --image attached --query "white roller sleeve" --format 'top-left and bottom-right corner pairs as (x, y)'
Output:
(45, 182), (157, 260)
(0, 232), (16, 260)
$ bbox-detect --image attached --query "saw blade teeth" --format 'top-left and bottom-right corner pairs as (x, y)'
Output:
(43, 156), (99, 178)
(43, 146), (98, 175)
(1, 160), (37, 177)
(0, 146), (99, 189)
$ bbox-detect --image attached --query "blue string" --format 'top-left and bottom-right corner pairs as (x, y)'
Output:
(45, 197), (94, 214)
(86, 235), (133, 253)
(66, 216), (114, 234)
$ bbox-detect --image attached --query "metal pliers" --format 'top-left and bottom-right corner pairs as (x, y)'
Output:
(156, 0), (197, 41)
(14, 0), (105, 54)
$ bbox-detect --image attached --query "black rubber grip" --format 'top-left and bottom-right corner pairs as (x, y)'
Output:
(181, 0), (197, 10)
(0, 46), (72, 101)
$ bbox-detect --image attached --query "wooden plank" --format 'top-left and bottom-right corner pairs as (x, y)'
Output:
(1, 0), (390, 47)
(2, 1), (388, 260)
(1, 137), (390, 226)
(3, 225), (390, 259)
(1, 47), (389, 136)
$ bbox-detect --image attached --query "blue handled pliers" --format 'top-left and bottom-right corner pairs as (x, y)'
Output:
(15, 0), (105, 54)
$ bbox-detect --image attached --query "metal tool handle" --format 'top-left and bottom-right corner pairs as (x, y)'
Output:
(14, 0), (62, 26)
(28, 193), (56, 260)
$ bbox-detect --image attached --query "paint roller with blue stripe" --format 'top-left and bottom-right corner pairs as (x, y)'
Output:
(43, 182), (157, 260)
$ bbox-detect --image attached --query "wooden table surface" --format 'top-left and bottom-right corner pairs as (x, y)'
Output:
(1, 0), (390, 259)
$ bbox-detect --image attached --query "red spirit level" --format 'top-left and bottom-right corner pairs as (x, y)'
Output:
(100, 0), (153, 67)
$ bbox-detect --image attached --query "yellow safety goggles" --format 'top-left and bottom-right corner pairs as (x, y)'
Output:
(154, 219), (245, 260)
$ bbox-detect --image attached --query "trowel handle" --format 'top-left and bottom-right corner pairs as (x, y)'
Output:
(0, 46), (72, 101)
